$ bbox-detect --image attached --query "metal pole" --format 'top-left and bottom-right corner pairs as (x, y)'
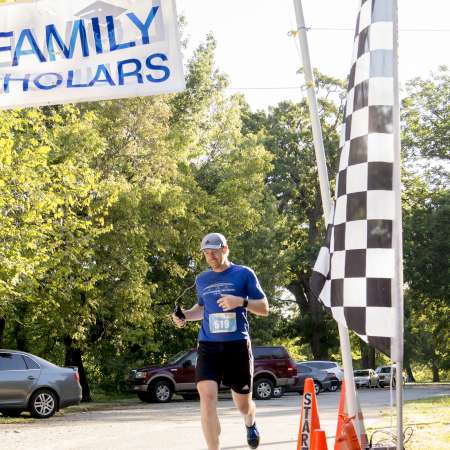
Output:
(292, 0), (361, 442)
(291, 1), (331, 217)
(392, 1), (404, 448)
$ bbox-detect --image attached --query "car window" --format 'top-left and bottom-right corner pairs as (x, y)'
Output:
(0, 353), (27, 371)
(298, 365), (312, 373)
(380, 367), (391, 373)
(354, 370), (369, 376)
(181, 352), (197, 367)
(23, 355), (40, 370)
(270, 348), (287, 359)
(253, 347), (275, 360)
(166, 350), (190, 365)
(309, 362), (335, 370)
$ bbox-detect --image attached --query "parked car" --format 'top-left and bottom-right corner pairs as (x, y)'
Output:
(286, 364), (336, 395)
(300, 360), (344, 382)
(353, 369), (379, 388)
(0, 350), (82, 418)
(128, 345), (297, 403)
(375, 365), (405, 387)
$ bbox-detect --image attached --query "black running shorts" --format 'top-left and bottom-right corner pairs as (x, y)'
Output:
(196, 340), (254, 395)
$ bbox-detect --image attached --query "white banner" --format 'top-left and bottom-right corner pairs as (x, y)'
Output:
(0, 0), (185, 109)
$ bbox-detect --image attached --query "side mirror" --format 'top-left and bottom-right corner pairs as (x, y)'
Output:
(182, 360), (192, 368)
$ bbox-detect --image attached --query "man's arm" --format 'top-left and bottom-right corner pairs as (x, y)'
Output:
(218, 295), (269, 317)
(172, 303), (204, 328)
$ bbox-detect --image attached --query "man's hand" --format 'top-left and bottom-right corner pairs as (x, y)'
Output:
(217, 294), (244, 311)
(171, 314), (186, 328)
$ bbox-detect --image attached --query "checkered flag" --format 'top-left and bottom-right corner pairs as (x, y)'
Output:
(310, 0), (401, 358)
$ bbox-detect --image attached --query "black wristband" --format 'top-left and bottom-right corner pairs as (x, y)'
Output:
(242, 299), (248, 308)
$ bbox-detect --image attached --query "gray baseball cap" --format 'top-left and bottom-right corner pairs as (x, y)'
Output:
(200, 233), (227, 250)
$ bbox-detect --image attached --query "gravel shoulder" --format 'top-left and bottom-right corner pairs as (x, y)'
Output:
(1, 385), (448, 450)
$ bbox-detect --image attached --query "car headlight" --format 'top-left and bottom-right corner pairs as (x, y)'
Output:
(135, 371), (147, 379)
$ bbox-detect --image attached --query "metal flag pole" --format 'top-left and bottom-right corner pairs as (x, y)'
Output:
(292, 0), (361, 441)
(392, 1), (404, 448)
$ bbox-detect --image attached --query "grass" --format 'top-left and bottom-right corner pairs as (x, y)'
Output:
(367, 395), (450, 450)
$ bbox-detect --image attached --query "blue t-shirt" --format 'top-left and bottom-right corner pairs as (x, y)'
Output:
(196, 263), (266, 342)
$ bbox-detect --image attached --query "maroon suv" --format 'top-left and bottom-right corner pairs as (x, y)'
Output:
(128, 345), (297, 403)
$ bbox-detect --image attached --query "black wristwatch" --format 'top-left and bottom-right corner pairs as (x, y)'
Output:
(242, 299), (248, 308)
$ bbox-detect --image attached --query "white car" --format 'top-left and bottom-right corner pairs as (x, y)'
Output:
(353, 369), (379, 388)
(300, 361), (344, 382)
(375, 365), (406, 387)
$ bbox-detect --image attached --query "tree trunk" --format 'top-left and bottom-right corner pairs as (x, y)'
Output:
(405, 363), (415, 383)
(12, 317), (28, 351)
(360, 340), (369, 369)
(289, 275), (329, 360)
(0, 317), (5, 346)
(368, 346), (375, 369)
(359, 341), (375, 369)
(64, 336), (92, 402)
(309, 292), (328, 359)
(431, 361), (440, 382)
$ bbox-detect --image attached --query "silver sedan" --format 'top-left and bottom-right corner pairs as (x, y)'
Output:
(0, 349), (82, 418)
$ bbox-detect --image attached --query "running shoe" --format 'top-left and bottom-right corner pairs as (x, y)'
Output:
(246, 422), (260, 449)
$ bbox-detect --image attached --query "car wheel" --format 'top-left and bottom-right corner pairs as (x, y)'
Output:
(29, 389), (57, 419)
(314, 381), (321, 395)
(0, 409), (23, 417)
(328, 381), (339, 392)
(253, 378), (274, 400)
(151, 380), (173, 403)
(137, 391), (153, 403)
(272, 386), (285, 398)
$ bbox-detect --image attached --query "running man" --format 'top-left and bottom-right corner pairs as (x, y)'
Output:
(172, 232), (269, 450)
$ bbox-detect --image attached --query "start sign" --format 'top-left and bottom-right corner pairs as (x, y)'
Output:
(0, 0), (185, 109)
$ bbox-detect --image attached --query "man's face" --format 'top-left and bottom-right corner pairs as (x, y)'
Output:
(203, 247), (228, 270)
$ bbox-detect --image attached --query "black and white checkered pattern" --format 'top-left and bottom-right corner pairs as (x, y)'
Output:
(310, 0), (397, 357)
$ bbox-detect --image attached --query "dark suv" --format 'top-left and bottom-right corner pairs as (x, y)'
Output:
(128, 345), (297, 403)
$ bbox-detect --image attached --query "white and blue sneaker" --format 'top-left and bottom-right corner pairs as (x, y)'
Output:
(246, 422), (260, 449)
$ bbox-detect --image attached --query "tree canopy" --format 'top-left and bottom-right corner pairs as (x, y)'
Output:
(0, 39), (448, 396)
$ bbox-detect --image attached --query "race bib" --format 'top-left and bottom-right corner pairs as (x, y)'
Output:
(209, 312), (237, 333)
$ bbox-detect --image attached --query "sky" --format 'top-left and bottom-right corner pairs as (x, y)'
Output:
(176, 0), (450, 110)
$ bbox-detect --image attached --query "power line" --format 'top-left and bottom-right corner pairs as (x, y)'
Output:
(308, 26), (450, 32)
(225, 87), (303, 91)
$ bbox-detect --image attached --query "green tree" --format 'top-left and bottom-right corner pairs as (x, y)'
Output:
(402, 66), (449, 161)
(242, 72), (346, 359)
(401, 67), (450, 381)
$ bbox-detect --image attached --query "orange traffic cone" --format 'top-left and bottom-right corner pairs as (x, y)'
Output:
(334, 381), (347, 449)
(311, 429), (329, 450)
(296, 378), (322, 450)
(335, 415), (361, 450)
(334, 382), (366, 450)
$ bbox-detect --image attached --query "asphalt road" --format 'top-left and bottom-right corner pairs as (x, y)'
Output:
(1, 385), (448, 450)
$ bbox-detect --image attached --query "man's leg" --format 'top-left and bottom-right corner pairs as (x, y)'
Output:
(232, 390), (260, 449)
(197, 380), (221, 450)
(231, 390), (256, 426)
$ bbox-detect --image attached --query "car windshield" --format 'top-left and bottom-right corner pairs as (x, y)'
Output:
(166, 350), (190, 365)
(378, 367), (392, 373)
(354, 370), (369, 376)
(309, 362), (335, 370)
